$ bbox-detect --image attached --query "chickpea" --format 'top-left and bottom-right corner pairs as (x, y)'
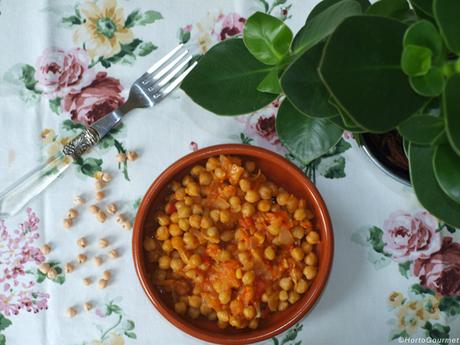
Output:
(235, 268), (243, 279)
(210, 209), (220, 222)
(189, 254), (202, 268)
(292, 226), (305, 239)
(257, 200), (271, 212)
(245, 161), (256, 172)
(169, 224), (183, 237)
(218, 291), (231, 304)
(177, 206), (191, 219)
(258, 185), (272, 200)
(306, 231), (320, 244)
(279, 290), (288, 301)
(245, 190), (260, 203)
(186, 182), (200, 197)
(157, 214), (170, 226)
(264, 246), (276, 260)
(206, 226), (219, 238)
(242, 271), (255, 285)
(182, 175), (194, 187)
(188, 295), (201, 308)
(305, 252), (318, 266)
(66, 307), (77, 318)
(278, 301), (289, 311)
(217, 310), (229, 323)
(200, 215), (213, 229)
(206, 157), (219, 171)
(288, 291), (300, 304)
(191, 165), (204, 177)
(189, 214), (201, 228)
(279, 277), (293, 291)
(170, 212), (179, 224)
(208, 311), (217, 321)
(174, 301), (187, 315)
(178, 218), (190, 231)
(183, 233), (199, 250)
(156, 226), (170, 241)
(249, 319), (259, 329)
(229, 196), (241, 207)
(170, 257), (184, 272)
(214, 167), (226, 179)
(295, 279), (309, 294)
(291, 247), (305, 261)
(162, 240), (173, 253)
(219, 209), (231, 223)
(267, 224), (280, 236)
(302, 241), (313, 254)
(67, 208), (78, 219)
(294, 208), (308, 221)
(243, 306), (256, 320)
(158, 256), (171, 270)
(241, 203), (255, 217)
(303, 266), (318, 280)
(220, 230), (233, 242)
(199, 171), (212, 185)
(239, 179), (251, 192)
(276, 192), (289, 206)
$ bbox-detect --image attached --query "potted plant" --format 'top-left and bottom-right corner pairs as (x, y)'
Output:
(180, 0), (460, 228)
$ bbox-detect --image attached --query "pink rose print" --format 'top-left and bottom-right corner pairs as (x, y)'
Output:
(0, 208), (50, 316)
(237, 100), (286, 154)
(413, 237), (460, 296)
(63, 71), (124, 126)
(382, 211), (441, 263)
(35, 48), (95, 98)
(216, 13), (246, 41)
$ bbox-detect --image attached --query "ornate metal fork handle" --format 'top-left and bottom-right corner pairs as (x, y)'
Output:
(62, 127), (101, 160)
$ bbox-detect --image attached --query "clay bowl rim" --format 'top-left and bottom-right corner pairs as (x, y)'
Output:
(132, 144), (334, 345)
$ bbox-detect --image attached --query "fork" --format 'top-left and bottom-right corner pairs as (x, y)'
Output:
(0, 44), (197, 217)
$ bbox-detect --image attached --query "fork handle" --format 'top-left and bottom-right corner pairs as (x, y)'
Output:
(0, 152), (72, 217)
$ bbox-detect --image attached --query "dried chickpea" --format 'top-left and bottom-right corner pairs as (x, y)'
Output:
(98, 279), (108, 289)
(95, 180), (105, 190)
(257, 200), (271, 212)
(105, 203), (117, 215)
(98, 238), (109, 248)
(305, 252), (318, 266)
(127, 151), (138, 161)
(38, 263), (51, 274)
(77, 237), (88, 248)
(64, 263), (74, 273)
(89, 205), (99, 214)
(63, 218), (73, 229)
(102, 270), (111, 281)
(67, 208), (78, 219)
(95, 191), (105, 201)
(41, 244), (51, 255)
(242, 271), (255, 285)
(306, 231), (320, 244)
(77, 254), (87, 264)
(82, 277), (92, 286)
(93, 256), (103, 267)
(174, 301), (187, 315)
(303, 266), (318, 280)
(121, 221), (132, 230)
(117, 153), (127, 162)
(155, 226), (170, 241)
(241, 203), (255, 217)
(96, 210), (107, 223)
(291, 247), (305, 261)
(295, 279), (309, 294)
(101, 172), (112, 182)
(66, 307), (77, 318)
(83, 302), (93, 312)
(108, 249), (119, 259)
(279, 277), (293, 291)
(73, 196), (85, 206)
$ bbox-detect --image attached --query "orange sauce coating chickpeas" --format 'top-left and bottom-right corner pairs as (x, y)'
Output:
(143, 155), (320, 330)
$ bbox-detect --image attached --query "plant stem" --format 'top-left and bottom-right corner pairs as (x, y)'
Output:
(100, 314), (122, 341)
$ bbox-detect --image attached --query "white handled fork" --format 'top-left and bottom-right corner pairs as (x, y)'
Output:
(0, 44), (196, 217)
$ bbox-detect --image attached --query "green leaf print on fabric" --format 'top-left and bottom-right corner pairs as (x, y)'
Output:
(368, 226), (392, 257)
(439, 296), (460, 317)
(74, 157), (103, 178)
(49, 98), (62, 115)
(411, 284), (435, 296)
(351, 226), (392, 269)
(136, 42), (157, 56)
(272, 323), (303, 345)
(398, 261), (411, 279)
(422, 322), (450, 342)
(0, 315), (12, 332)
(31, 261), (65, 285)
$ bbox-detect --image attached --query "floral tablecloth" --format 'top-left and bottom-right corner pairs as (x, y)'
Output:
(0, 1), (459, 344)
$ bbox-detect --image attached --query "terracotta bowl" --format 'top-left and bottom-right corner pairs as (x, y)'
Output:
(132, 144), (334, 345)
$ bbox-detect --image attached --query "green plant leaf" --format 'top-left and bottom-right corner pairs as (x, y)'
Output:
(276, 99), (343, 163)
(434, 0), (460, 54)
(306, 0), (370, 22)
(444, 74), (460, 154)
(0, 314), (12, 332)
(319, 16), (427, 132)
(292, 0), (362, 55)
(409, 67), (445, 96)
(366, 0), (413, 21)
(409, 0), (434, 17)
(433, 144), (460, 204)
(411, 283), (435, 295)
(328, 114), (366, 132)
(409, 143), (460, 228)
(136, 42), (157, 56)
(398, 113), (444, 144)
(49, 98), (62, 115)
(139, 10), (163, 25)
(181, 39), (277, 115)
(398, 261), (411, 278)
(403, 20), (443, 62)
(281, 43), (337, 118)
(243, 12), (293, 65)
(439, 296), (460, 316)
(318, 156), (346, 178)
(257, 68), (282, 94)
(401, 44), (432, 76)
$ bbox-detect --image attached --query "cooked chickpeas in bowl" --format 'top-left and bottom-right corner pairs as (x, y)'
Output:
(133, 144), (333, 345)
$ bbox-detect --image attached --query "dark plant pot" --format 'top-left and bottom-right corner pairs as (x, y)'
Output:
(360, 131), (411, 186)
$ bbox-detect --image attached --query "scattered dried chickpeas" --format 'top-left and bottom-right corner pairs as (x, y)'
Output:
(98, 279), (108, 289)
(98, 238), (109, 248)
(67, 208), (78, 219)
(89, 205), (99, 214)
(95, 180), (105, 190)
(83, 302), (93, 312)
(108, 249), (119, 259)
(77, 253), (87, 264)
(38, 263), (51, 274)
(77, 237), (87, 248)
(64, 262), (74, 273)
(127, 151), (138, 161)
(73, 196), (86, 206)
(93, 256), (103, 267)
(101, 172), (112, 183)
(96, 210), (107, 223)
(102, 270), (111, 281)
(105, 203), (117, 215)
(82, 277), (92, 286)
(63, 218), (73, 229)
(47, 268), (57, 279)
(95, 191), (105, 201)
(66, 307), (77, 318)
(147, 155), (320, 330)
(41, 244), (51, 255)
